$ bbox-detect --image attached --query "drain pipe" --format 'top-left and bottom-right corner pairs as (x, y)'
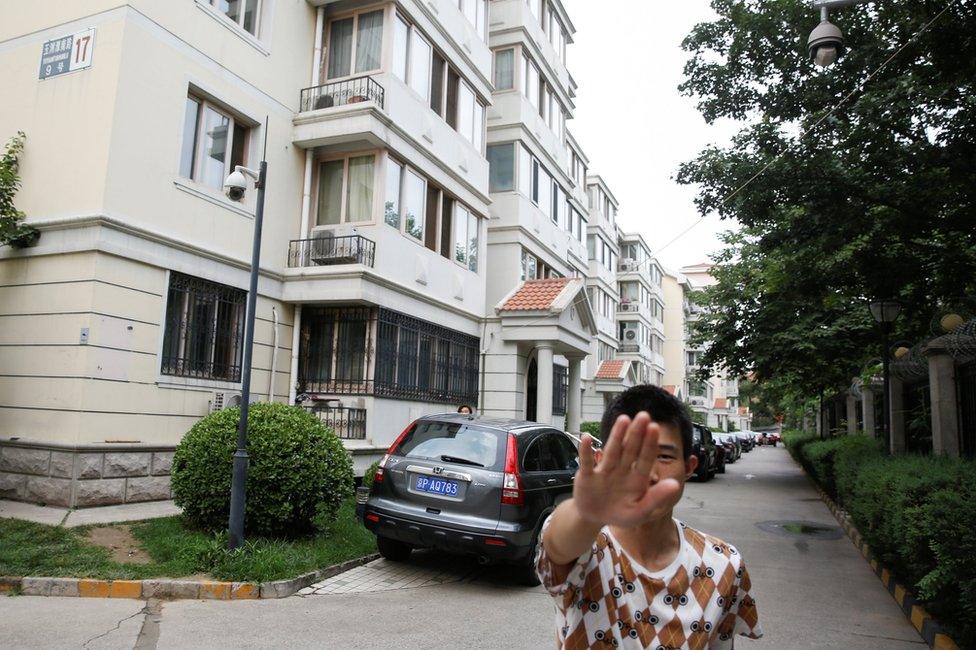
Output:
(479, 321), (493, 415)
(269, 306), (279, 402)
(289, 7), (324, 407)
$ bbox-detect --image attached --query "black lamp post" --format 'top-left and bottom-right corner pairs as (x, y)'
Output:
(869, 299), (902, 452)
(222, 134), (268, 550)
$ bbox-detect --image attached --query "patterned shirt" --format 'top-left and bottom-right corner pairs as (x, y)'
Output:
(535, 516), (762, 649)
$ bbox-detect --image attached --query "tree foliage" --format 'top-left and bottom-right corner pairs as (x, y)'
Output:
(678, 0), (976, 396)
(0, 132), (38, 248)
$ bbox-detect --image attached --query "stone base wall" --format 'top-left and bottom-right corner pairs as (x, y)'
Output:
(0, 441), (175, 508)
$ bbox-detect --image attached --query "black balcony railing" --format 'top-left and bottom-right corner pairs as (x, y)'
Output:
(305, 404), (367, 440)
(300, 76), (385, 112)
(288, 234), (375, 268)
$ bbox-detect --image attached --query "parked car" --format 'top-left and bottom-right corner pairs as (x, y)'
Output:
(734, 431), (755, 452)
(715, 433), (740, 463)
(762, 431), (781, 446)
(362, 414), (579, 585)
(691, 424), (719, 481)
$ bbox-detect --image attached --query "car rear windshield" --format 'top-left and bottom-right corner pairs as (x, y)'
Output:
(392, 421), (505, 471)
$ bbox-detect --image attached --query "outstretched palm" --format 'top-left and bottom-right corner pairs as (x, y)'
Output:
(573, 413), (681, 528)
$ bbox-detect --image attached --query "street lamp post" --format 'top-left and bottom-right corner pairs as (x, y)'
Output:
(223, 151), (268, 550)
(869, 299), (902, 452)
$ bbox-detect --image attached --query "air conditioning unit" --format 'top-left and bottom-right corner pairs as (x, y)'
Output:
(210, 391), (242, 414)
(624, 330), (638, 341)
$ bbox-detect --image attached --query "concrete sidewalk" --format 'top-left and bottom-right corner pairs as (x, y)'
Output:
(0, 499), (179, 527)
(677, 446), (925, 649)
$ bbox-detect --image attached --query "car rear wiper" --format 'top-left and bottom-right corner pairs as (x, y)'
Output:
(439, 455), (484, 467)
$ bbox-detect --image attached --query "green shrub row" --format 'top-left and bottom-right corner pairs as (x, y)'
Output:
(782, 430), (976, 646)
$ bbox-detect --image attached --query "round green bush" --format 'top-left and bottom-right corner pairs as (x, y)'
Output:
(171, 402), (354, 538)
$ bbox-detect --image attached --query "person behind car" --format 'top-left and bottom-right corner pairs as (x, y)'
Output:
(535, 384), (763, 648)
(457, 404), (473, 414)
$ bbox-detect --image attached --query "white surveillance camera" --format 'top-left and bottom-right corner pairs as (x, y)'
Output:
(224, 169), (248, 202)
(808, 19), (844, 67)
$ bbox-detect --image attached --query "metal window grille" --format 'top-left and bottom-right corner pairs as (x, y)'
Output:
(306, 404), (367, 440)
(161, 273), (245, 381)
(296, 307), (480, 405)
(553, 364), (568, 416)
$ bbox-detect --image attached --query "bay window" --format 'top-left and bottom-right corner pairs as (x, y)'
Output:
(325, 10), (384, 80)
(452, 203), (479, 272)
(315, 154), (376, 225)
(403, 168), (426, 241)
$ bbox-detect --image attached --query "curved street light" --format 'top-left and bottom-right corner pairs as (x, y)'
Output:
(870, 298), (902, 452)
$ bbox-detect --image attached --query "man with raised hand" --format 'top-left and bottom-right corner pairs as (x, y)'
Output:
(536, 385), (762, 649)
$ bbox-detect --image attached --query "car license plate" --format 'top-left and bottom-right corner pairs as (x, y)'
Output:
(414, 475), (460, 497)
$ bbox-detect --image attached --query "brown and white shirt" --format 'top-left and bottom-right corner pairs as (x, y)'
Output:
(535, 516), (762, 649)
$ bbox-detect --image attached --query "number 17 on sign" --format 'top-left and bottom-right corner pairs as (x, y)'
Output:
(39, 28), (95, 80)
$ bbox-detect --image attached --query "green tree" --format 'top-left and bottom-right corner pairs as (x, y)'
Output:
(0, 132), (38, 248)
(678, 0), (976, 397)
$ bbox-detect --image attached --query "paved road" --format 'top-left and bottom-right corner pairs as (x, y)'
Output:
(1, 447), (923, 649)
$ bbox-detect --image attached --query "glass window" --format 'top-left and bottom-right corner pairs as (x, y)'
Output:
(461, 0), (478, 26)
(316, 160), (344, 226)
(467, 211), (478, 272)
(550, 182), (559, 224)
(531, 158), (540, 204)
(385, 158), (402, 228)
(476, 0), (487, 39)
(327, 18), (353, 79)
(393, 15), (409, 81)
(179, 97), (200, 179)
(431, 51), (446, 114)
(404, 169), (426, 241)
(394, 422), (504, 470)
(212, 0), (260, 36)
(453, 203), (469, 266)
(354, 10), (384, 73)
(409, 31), (432, 101)
(200, 106), (230, 191)
(518, 144), (532, 195)
(345, 155), (374, 223)
(494, 49), (514, 90)
(538, 168), (551, 216)
(527, 63), (540, 109)
(473, 101), (484, 152)
(487, 143), (515, 192)
(458, 81), (475, 145)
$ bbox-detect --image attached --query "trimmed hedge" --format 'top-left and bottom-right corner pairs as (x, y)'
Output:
(580, 422), (601, 437)
(783, 430), (976, 646)
(171, 402), (354, 538)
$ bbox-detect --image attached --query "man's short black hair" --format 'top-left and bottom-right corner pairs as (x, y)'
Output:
(599, 384), (694, 459)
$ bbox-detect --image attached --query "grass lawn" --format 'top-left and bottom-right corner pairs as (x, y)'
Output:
(0, 497), (375, 583)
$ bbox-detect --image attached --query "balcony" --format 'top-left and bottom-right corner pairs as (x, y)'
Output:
(287, 234), (376, 268)
(618, 301), (642, 314)
(299, 76), (385, 113)
(304, 404), (367, 440)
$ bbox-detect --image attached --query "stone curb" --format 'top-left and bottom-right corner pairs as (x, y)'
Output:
(786, 450), (961, 650)
(0, 553), (379, 601)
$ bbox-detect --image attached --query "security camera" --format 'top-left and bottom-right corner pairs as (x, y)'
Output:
(808, 18), (845, 67)
(224, 169), (248, 202)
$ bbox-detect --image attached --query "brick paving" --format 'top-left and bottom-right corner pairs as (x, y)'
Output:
(298, 553), (479, 595)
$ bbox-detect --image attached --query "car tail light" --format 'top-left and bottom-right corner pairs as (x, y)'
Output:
(485, 537), (507, 546)
(501, 433), (523, 506)
(374, 421), (415, 484)
(365, 513), (380, 523)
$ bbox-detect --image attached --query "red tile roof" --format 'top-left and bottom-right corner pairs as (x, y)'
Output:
(499, 278), (572, 312)
(663, 385), (677, 395)
(714, 398), (728, 409)
(596, 360), (626, 380)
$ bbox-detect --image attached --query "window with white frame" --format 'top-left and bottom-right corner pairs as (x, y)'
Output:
(207, 0), (261, 37)
(452, 203), (480, 272)
(458, 0), (488, 40)
(180, 95), (250, 193)
(494, 48), (514, 90)
(325, 9), (384, 80)
(518, 144), (532, 195)
(521, 248), (561, 281)
(316, 153), (376, 225)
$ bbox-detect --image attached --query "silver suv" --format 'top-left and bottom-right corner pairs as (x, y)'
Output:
(362, 414), (580, 585)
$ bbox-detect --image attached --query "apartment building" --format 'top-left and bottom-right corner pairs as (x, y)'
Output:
(481, 0), (595, 432)
(0, 0), (494, 506)
(616, 233), (666, 387)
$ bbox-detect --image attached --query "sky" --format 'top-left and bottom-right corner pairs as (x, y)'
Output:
(563, 0), (741, 273)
